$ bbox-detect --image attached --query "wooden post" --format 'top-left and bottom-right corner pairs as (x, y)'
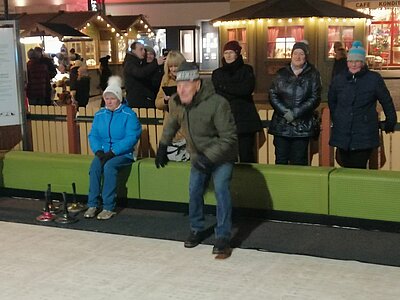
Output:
(66, 104), (80, 154)
(319, 107), (334, 166)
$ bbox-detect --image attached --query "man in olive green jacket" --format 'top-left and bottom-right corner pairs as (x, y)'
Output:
(156, 62), (238, 256)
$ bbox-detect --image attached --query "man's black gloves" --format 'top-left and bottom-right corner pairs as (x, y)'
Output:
(95, 150), (115, 166)
(193, 154), (214, 173)
(155, 143), (169, 168)
(380, 120), (396, 134)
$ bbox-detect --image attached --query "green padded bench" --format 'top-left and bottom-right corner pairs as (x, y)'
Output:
(138, 158), (333, 214)
(0, 151), (140, 199)
(138, 158), (191, 203)
(329, 168), (400, 222)
(231, 164), (333, 214)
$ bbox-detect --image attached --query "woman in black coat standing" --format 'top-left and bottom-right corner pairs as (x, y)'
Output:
(328, 41), (397, 169)
(212, 40), (262, 163)
(268, 41), (322, 165)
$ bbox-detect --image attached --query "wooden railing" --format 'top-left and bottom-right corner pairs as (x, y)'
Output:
(23, 105), (400, 171)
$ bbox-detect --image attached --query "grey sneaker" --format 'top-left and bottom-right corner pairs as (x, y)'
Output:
(84, 207), (97, 218)
(97, 210), (116, 220)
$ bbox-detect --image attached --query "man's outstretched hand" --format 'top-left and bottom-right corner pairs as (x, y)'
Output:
(155, 143), (169, 168)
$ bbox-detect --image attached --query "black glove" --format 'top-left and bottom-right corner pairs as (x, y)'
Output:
(101, 151), (115, 165)
(193, 154), (214, 174)
(155, 143), (169, 168)
(95, 150), (105, 160)
(380, 120), (396, 134)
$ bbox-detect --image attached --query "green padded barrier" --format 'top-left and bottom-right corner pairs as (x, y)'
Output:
(138, 158), (191, 203)
(0, 151), (140, 198)
(230, 164), (333, 213)
(329, 168), (400, 222)
(139, 158), (332, 214)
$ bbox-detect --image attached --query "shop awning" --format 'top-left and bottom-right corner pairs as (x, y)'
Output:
(211, 0), (372, 22)
(24, 22), (92, 42)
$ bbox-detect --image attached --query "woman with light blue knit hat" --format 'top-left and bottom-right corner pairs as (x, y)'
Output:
(328, 40), (397, 169)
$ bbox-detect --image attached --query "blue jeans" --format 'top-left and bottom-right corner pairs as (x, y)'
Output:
(189, 162), (233, 239)
(88, 155), (133, 211)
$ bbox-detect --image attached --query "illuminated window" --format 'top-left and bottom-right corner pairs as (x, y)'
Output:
(99, 40), (111, 62)
(267, 26), (304, 59)
(85, 41), (96, 66)
(117, 39), (127, 63)
(327, 26), (354, 58)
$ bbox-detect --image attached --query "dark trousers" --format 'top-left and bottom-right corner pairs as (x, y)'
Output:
(238, 132), (257, 163)
(273, 136), (310, 165)
(337, 148), (373, 169)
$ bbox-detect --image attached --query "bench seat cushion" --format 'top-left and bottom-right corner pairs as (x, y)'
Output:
(329, 168), (400, 222)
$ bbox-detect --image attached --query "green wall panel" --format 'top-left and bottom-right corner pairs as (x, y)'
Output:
(139, 158), (332, 214)
(0, 151), (140, 198)
(329, 168), (400, 222)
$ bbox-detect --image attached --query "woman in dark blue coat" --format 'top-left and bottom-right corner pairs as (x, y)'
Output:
(328, 41), (397, 168)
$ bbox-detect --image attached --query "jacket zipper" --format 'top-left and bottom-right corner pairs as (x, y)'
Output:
(108, 111), (114, 151)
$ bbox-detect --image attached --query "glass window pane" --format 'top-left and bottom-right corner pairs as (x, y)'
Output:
(267, 26), (303, 59)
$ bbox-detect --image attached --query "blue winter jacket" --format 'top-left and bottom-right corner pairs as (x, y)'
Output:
(328, 66), (397, 151)
(88, 103), (142, 159)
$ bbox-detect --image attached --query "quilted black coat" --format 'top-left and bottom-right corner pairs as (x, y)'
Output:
(268, 63), (322, 138)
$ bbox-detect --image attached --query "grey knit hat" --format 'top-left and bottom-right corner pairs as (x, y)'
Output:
(176, 62), (200, 82)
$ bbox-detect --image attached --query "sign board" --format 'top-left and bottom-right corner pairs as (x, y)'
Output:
(346, 0), (400, 9)
(0, 21), (24, 126)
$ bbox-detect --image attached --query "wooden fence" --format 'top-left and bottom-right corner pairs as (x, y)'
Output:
(21, 104), (400, 171)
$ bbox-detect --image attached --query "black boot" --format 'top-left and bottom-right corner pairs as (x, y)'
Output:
(184, 231), (203, 248)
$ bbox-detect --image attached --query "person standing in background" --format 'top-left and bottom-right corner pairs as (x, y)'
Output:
(329, 41), (397, 169)
(69, 48), (81, 61)
(331, 41), (348, 80)
(123, 42), (164, 108)
(99, 55), (112, 107)
(212, 40), (262, 163)
(155, 50), (188, 161)
(145, 46), (164, 101)
(268, 41), (322, 165)
(74, 66), (91, 108)
(26, 48), (53, 105)
(99, 55), (112, 92)
(69, 60), (83, 92)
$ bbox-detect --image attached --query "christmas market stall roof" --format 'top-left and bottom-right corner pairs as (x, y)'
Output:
(45, 11), (100, 30)
(103, 14), (154, 34)
(10, 11), (99, 36)
(24, 22), (92, 42)
(211, 0), (372, 23)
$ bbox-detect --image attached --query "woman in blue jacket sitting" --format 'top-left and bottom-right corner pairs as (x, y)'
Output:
(85, 76), (142, 220)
